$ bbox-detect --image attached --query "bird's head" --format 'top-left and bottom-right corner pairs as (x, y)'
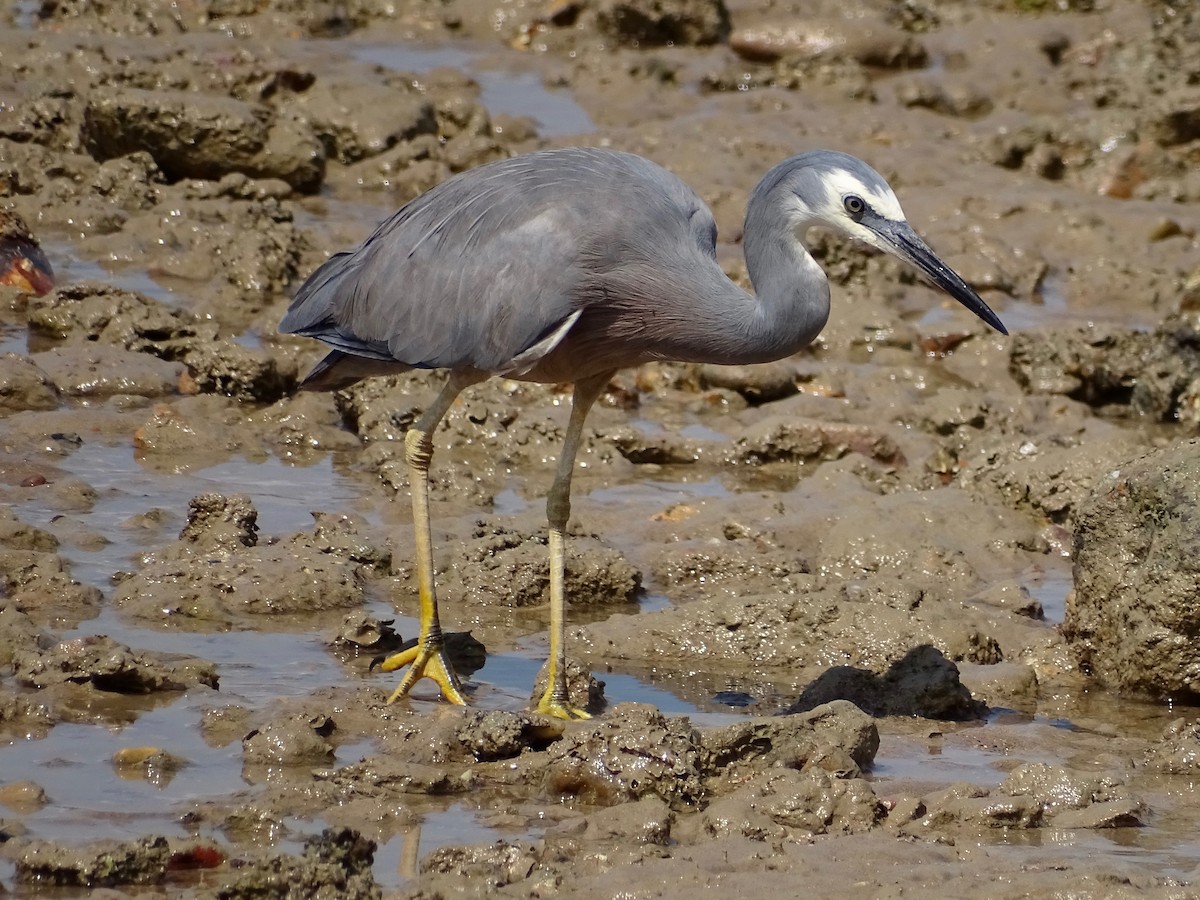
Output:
(766, 150), (1007, 336)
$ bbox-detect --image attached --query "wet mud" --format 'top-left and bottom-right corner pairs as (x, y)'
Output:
(2, 0), (1200, 897)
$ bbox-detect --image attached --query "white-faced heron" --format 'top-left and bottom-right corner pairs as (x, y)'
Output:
(280, 147), (1007, 719)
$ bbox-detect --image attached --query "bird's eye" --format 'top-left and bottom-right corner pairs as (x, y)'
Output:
(843, 194), (866, 217)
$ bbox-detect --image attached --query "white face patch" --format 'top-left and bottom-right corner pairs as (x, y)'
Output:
(821, 169), (906, 222)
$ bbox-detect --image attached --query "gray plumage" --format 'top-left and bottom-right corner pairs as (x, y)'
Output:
(280, 146), (1006, 717)
(285, 148), (1003, 391)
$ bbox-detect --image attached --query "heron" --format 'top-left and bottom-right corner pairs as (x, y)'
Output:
(280, 147), (1007, 719)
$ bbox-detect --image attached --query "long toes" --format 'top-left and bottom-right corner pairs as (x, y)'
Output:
(375, 646), (420, 674)
(383, 648), (468, 706)
(535, 698), (592, 720)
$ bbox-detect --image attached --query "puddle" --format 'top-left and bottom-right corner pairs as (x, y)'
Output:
(373, 802), (540, 888)
(1023, 568), (1072, 625)
(10, 0), (38, 29)
(0, 708), (242, 845)
(41, 241), (183, 309)
(870, 736), (1012, 789)
(351, 43), (595, 137)
(0, 322), (24, 355)
(588, 476), (732, 508)
(9, 440), (374, 589)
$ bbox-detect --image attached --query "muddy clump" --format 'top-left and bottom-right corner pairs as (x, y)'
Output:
(13, 835), (170, 888)
(1009, 315), (1200, 423)
(82, 87), (326, 193)
(11, 634), (218, 694)
(432, 520), (642, 609)
(0, 508), (102, 628)
(114, 494), (385, 628)
(542, 700), (878, 807)
(1065, 439), (1200, 699)
(218, 827), (380, 900)
(903, 763), (1146, 834)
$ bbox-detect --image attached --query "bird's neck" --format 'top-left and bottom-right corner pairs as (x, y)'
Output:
(738, 197), (831, 364)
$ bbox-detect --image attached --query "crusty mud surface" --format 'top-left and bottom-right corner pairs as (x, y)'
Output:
(2, 0), (1200, 897)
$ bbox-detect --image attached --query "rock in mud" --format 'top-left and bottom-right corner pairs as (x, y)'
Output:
(456, 709), (566, 762)
(576, 572), (1004, 696)
(700, 768), (885, 840)
(730, 416), (905, 467)
(217, 827), (380, 900)
(27, 284), (291, 402)
(912, 763), (1146, 833)
(1009, 317), (1200, 422)
(594, 0), (730, 47)
(0, 779), (48, 812)
(0, 507), (58, 552)
(1066, 438), (1200, 698)
(0, 687), (54, 733)
(695, 360), (801, 404)
(82, 87), (326, 193)
(13, 835), (170, 887)
(1001, 763), (1146, 829)
(114, 494), (380, 628)
(28, 283), (219, 347)
(11, 634), (218, 693)
(700, 699), (879, 779)
(653, 540), (810, 602)
(0, 606), (49, 670)
(0, 353), (58, 413)
(284, 77), (437, 164)
(326, 754), (465, 798)
(0, 544), (103, 628)
(111, 746), (187, 786)
(787, 646), (985, 720)
(177, 334), (294, 403)
(1143, 719), (1200, 775)
(572, 795), (673, 844)
(420, 840), (538, 888)
(541, 701), (879, 808)
(961, 417), (1144, 526)
(730, 17), (927, 69)
(179, 493), (259, 550)
(542, 703), (704, 806)
(608, 425), (705, 465)
(242, 713), (336, 766)
(29, 344), (190, 399)
(0, 506), (103, 627)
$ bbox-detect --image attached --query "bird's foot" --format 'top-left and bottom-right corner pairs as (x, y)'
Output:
(535, 690), (591, 720)
(377, 642), (468, 706)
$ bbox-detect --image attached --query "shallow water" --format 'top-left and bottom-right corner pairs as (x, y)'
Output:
(351, 42), (596, 138)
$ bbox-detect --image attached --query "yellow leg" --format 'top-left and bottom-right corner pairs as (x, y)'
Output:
(534, 373), (612, 720)
(377, 372), (482, 706)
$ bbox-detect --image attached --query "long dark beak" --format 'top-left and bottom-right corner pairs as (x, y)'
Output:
(875, 219), (1008, 336)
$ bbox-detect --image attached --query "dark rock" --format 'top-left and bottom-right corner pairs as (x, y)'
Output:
(788, 645), (986, 720)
